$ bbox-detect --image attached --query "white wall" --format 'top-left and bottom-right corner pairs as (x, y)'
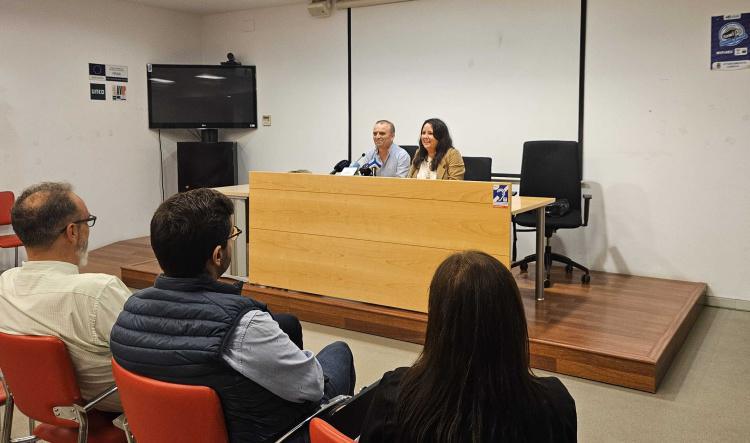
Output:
(200, 4), (349, 177)
(350, 0), (581, 173)
(568, 0), (749, 301)
(0, 0), (202, 267)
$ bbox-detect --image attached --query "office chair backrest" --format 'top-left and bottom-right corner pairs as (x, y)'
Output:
(0, 333), (83, 428)
(309, 418), (354, 443)
(462, 156), (492, 181)
(520, 141), (581, 210)
(112, 359), (229, 443)
(0, 191), (14, 225)
(400, 145), (418, 161)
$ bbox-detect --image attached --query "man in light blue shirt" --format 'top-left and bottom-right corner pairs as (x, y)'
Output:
(361, 120), (411, 177)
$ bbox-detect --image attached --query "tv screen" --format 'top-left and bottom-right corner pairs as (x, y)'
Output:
(147, 64), (257, 129)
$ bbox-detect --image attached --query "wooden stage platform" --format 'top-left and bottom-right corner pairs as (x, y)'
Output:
(86, 237), (706, 393)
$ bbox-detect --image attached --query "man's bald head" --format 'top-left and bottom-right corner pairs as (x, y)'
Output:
(12, 182), (81, 248)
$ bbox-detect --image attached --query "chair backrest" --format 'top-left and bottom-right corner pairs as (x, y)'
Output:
(400, 145), (418, 161)
(0, 191), (14, 225)
(0, 333), (83, 428)
(520, 141), (582, 210)
(463, 156), (493, 181)
(309, 418), (354, 443)
(111, 360), (229, 443)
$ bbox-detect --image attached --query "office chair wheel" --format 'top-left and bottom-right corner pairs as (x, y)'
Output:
(581, 274), (591, 284)
(544, 279), (551, 288)
(520, 263), (528, 273)
(565, 264), (574, 274)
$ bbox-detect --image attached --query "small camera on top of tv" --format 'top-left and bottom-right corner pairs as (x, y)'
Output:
(221, 53), (241, 66)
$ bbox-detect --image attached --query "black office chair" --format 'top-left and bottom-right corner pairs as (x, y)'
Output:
(462, 156), (492, 181)
(400, 145), (418, 161)
(511, 141), (592, 286)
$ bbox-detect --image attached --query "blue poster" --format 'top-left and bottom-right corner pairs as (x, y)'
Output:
(492, 184), (509, 208)
(711, 13), (750, 70)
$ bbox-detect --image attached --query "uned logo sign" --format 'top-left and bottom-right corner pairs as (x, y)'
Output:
(90, 83), (106, 100)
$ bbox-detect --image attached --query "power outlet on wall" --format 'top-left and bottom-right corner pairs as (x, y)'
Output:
(262, 115), (272, 126)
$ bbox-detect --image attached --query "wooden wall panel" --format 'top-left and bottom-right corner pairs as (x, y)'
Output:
(250, 189), (508, 255)
(250, 172), (501, 203)
(250, 229), (508, 312)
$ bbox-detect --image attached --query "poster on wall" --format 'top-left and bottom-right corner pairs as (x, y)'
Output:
(112, 84), (127, 101)
(90, 83), (106, 100)
(711, 13), (749, 70)
(89, 63), (106, 81)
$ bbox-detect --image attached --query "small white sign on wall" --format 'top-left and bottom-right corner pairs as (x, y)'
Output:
(106, 65), (128, 82)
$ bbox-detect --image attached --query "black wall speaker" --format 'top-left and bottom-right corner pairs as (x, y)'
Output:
(177, 142), (238, 192)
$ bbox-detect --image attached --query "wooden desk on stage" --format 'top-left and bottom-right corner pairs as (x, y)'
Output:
(248, 172), (552, 312)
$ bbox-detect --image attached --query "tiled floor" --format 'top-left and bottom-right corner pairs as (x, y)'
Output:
(4, 307), (749, 442)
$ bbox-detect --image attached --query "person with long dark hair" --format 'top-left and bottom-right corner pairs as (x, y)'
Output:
(359, 251), (577, 442)
(407, 118), (465, 180)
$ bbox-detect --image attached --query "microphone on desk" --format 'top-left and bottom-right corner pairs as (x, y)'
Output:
(330, 159), (351, 175)
(350, 153), (366, 169)
(359, 158), (381, 176)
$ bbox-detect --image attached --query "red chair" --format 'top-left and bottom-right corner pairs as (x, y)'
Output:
(0, 375), (35, 443)
(0, 333), (126, 443)
(0, 380), (7, 437)
(309, 418), (354, 443)
(0, 191), (23, 267)
(111, 360), (229, 443)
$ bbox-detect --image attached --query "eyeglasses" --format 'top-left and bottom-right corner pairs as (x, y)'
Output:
(59, 215), (97, 233)
(227, 225), (242, 241)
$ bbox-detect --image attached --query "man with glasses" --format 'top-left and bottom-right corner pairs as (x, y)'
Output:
(0, 182), (130, 412)
(111, 188), (355, 443)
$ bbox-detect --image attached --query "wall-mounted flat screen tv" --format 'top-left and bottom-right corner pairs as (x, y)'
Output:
(147, 64), (257, 129)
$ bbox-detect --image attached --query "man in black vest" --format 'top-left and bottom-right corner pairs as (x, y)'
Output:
(110, 188), (355, 443)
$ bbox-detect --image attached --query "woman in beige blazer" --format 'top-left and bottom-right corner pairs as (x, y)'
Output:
(407, 118), (465, 180)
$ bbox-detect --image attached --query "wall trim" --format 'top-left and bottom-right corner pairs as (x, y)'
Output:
(705, 295), (750, 312)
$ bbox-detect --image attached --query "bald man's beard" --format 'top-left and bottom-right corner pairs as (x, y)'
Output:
(76, 236), (89, 267)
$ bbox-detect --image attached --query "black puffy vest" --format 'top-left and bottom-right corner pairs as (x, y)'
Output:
(110, 275), (317, 443)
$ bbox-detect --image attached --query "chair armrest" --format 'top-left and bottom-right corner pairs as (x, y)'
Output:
(582, 194), (592, 226)
(52, 385), (119, 424)
(83, 385), (118, 412)
(274, 395), (351, 442)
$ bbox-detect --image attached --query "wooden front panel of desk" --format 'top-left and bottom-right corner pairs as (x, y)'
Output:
(249, 172), (511, 313)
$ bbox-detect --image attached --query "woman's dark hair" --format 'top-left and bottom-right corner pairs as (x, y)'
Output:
(394, 251), (544, 442)
(413, 118), (453, 172)
(150, 188), (233, 277)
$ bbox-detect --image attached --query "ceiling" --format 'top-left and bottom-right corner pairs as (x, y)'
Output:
(121, 0), (306, 15)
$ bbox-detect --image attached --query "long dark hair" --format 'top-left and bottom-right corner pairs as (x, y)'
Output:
(394, 251), (544, 442)
(413, 118), (453, 172)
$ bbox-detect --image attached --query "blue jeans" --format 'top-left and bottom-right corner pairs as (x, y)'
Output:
(317, 341), (356, 400)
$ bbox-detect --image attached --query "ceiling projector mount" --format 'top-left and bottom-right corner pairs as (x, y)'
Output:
(308, 0), (414, 18)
